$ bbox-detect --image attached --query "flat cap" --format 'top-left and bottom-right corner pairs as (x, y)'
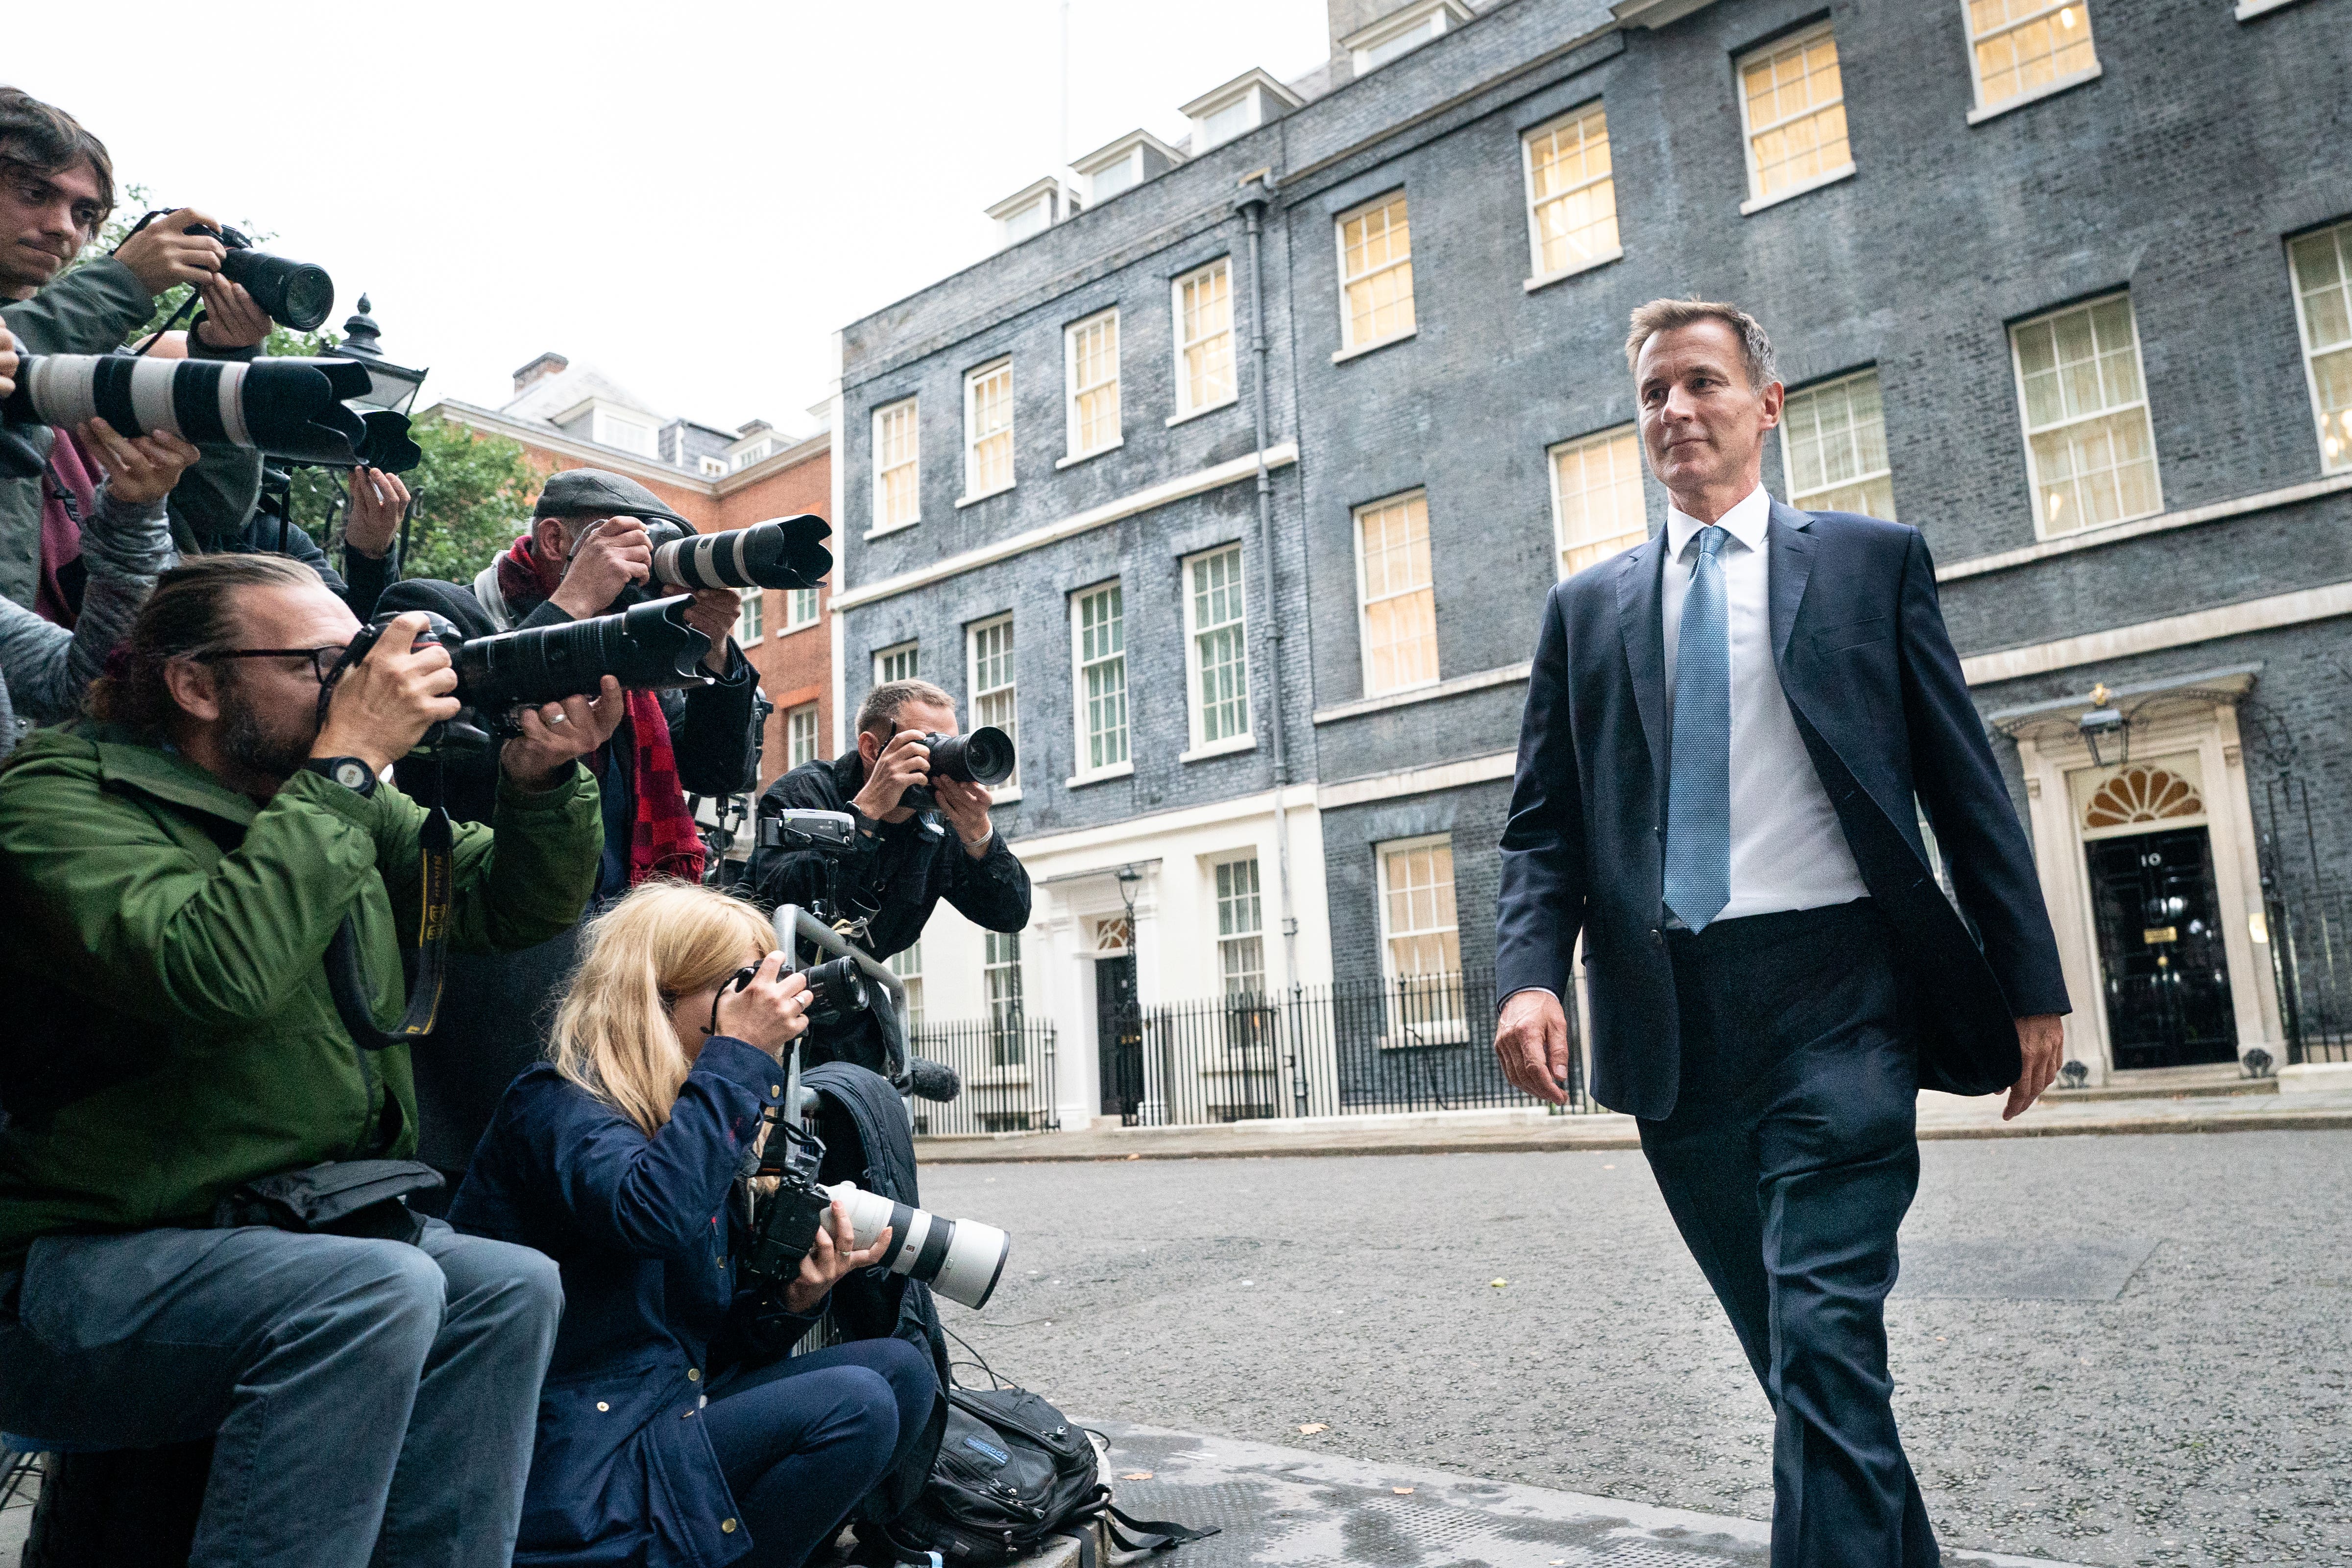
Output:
(533, 468), (694, 531)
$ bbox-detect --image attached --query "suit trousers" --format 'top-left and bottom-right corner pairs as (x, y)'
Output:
(1638, 899), (1939, 1568)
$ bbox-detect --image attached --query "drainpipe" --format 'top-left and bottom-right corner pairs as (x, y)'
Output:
(1234, 171), (1300, 1003)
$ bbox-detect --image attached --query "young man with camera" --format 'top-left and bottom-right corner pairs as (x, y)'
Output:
(0, 87), (267, 621)
(744, 678), (1032, 1072)
(0, 555), (616, 1568)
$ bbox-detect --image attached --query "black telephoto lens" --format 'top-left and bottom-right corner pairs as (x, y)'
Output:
(451, 596), (711, 711)
(802, 956), (871, 1027)
(219, 246), (334, 333)
(925, 726), (1016, 787)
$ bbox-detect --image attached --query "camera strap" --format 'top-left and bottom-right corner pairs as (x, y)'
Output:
(325, 805), (457, 1051)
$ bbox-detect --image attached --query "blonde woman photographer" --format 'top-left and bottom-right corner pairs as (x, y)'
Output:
(449, 881), (936, 1568)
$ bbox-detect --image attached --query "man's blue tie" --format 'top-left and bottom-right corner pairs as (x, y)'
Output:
(1664, 525), (1731, 933)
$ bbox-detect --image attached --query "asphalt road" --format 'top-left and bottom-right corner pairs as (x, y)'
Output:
(925, 1131), (2352, 1568)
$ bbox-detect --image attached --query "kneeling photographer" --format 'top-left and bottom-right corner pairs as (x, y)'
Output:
(744, 678), (1031, 1073)
(0, 555), (615, 1567)
(449, 882), (937, 1568)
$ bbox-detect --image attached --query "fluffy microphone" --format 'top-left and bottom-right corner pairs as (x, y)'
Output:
(906, 1056), (962, 1104)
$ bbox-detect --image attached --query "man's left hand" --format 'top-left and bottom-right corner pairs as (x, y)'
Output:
(342, 467), (410, 560)
(193, 276), (271, 349)
(501, 675), (627, 789)
(933, 775), (994, 856)
(681, 587), (740, 674)
(2003, 1013), (2064, 1120)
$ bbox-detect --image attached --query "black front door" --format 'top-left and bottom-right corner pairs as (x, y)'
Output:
(2085, 826), (2237, 1070)
(1095, 954), (1142, 1118)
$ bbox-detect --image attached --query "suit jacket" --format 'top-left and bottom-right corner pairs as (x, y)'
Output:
(1496, 501), (2068, 1119)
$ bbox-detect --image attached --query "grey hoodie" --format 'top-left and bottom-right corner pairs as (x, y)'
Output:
(0, 482), (177, 760)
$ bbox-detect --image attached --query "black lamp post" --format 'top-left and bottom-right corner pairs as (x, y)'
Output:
(330, 295), (429, 414)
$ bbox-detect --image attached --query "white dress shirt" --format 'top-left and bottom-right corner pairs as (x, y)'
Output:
(1661, 485), (1867, 922)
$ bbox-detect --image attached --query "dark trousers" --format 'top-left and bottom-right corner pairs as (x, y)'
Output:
(1639, 900), (1938, 1568)
(702, 1337), (936, 1568)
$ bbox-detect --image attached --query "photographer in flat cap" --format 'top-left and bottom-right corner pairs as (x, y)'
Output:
(377, 468), (761, 1195)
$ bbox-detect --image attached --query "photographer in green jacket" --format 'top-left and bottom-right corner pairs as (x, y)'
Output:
(0, 554), (620, 1568)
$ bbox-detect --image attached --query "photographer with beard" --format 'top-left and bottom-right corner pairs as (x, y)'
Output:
(743, 678), (1031, 1073)
(0, 555), (615, 1568)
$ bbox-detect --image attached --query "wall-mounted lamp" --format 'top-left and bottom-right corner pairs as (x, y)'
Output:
(2079, 683), (2126, 768)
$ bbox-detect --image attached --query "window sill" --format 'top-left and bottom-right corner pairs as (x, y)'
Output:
(1332, 328), (1417, 365)
(864, 519), (919, 541)
(2031, 499), (2164, 546)
(1967, 63), (2103, 125)
(988, 787), (1024, 806)
(1313, 662), (1530, 724)
(1055, 440), (1123, 470)
(1166, 396), (1239, 428)
(1375, 1023), (1472, 1050)
(1738, 164), (1855, 217)
(781, 619), (821, 637)
(955, 485), (1015, 509)
(2236, 0), (2310, 15)
(1180, 734), (1256, 764)
(1524, 248), (1623, 293)
(1066, 761), (1134, 789)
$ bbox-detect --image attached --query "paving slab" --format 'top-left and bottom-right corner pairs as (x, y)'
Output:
(1088, 1421), (2095, 1568)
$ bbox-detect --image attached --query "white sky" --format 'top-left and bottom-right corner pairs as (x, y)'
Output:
(10, 0), (1330, 439)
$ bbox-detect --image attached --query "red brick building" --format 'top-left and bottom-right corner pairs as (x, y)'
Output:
(425, 353), (834, 793)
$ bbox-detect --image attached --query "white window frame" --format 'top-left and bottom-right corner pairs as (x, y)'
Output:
(1333, 192), (1417, 360)
(874, 642), (919, 686)
(960, 359), (1014, 505)
(1181, 543), (1251, 760)
(2286, 220), (2352, 475)
(1777, 368), (1898, 519)
(1060, 309), (1121, 465)
(1353, 489), (1440, 698)
(733, 588), (764, 645)
(1521, 101), (1622, 289)
(592, 406), (659, 457)
(1212, 854), (1266, 998)
(1547, 425), (1650, 580)
(2008, 292), (2163, 540)
(966, 613), (1020, 798)
(871, 397), (920, 536)
(1169, 258), (1237, 423)
(785, 702), (821, 769)
(1068, 581), (1131, 784)
(784, 586), (820, 632)
(1734, 20), (1855, 216)
(1374, 834), (1467, 1045)
(1342, 0), (1467, 73)
(1964, 0), (2103, 125)
(698, 455), (727, 477)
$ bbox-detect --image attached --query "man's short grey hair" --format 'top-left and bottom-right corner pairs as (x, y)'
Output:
(858, 678), (955, 737)
(1624, 298), (1778, 390)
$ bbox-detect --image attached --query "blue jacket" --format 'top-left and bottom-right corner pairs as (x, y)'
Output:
(448, 1038), (815, 1567)
(1497, 503), (2069, 1118)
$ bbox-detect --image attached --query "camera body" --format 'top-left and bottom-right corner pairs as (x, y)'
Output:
(897, 725), (1016, 811)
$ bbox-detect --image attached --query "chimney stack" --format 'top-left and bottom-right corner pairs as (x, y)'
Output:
(511, 352), (570, 395)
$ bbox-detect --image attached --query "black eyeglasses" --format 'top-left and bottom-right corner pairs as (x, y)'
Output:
(193, 647), (349, 684)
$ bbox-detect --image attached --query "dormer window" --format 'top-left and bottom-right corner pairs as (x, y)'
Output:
(592, 408), (657, 457)
(1342, 0), (1470, 74)
(987, 178), (1082, 249)
(1180, 70), (1303, 154)
(1072, 130), (1183, 207)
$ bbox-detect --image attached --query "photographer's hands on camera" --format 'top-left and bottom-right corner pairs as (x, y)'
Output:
(341, 466), (411, 561)
(77, 417), (200, 506)
(315, 612), (627, 785)
(553, 518), (739, 675)
(852, 730), (995, 857)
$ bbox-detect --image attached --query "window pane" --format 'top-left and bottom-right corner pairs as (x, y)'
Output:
(1188, 546), (1249, 744)
(1783, 371), (1895, 520)
(969, 618), (1018, 790)
(2012, 296), (2159, 532)
(1551, 426), (1649, 576)
(874, 400), (919, 529)
(1527, 105), (1619, 276)
(1338, 195), (1414, 348)
(1970, 1), (2097, 111)
(966, 363), (1013, 495)
(1177, 261), (1235, 413)
(1741, 28), (1849, 200)
(787, 703), (820, 768)
(1381, 842), (1460, 980)
(1068, 313), (1120, 455)
(1357, 494), (1438, 694)
(2290, 224), (2352, 473)
(1076, 587), (1128, 771)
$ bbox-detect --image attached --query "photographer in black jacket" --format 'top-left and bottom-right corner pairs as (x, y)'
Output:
(744, 678), (1030, 1073)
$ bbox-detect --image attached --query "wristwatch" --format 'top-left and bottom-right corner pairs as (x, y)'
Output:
(305, 755), (379, 798)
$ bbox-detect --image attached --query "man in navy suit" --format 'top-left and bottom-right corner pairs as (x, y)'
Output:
(1494, 299), (2069, 1568)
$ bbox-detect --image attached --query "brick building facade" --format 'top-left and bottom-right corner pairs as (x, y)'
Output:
(425, 355), (834, 796)
(826, 0), (2349, 1124)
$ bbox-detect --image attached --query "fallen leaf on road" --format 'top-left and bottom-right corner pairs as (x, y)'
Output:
(1121, 1472), (1154, 1481)
(1489, 1278), (1508, 1288)
(1126, 1154), (1140, 1160)
(1392, 1487), (1414, 1495)
(1298, 1423), (1329, 1435)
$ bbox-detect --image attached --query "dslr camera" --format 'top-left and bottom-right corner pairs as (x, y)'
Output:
(568, 513), (833, 611)
(898, 725), (1017, 810)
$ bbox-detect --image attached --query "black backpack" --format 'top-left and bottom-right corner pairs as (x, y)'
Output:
(883, 1347), (1215, 1568)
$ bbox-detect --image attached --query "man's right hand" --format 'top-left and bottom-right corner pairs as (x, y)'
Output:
(0, 323), (16, 401)
(311, 611), (461, 774)
(114, 208), (227, 298)
(851, 730), (933, 820)
(548, 518), (653, 619)
(1494, 989), (1573, 1107)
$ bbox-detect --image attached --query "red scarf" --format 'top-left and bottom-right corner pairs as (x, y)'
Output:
(494, 536), (705, 885)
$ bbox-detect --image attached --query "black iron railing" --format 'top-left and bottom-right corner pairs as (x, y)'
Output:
(2256, 772), (2352, 1065)
(1108, 967), (1590, 1127)
(907, 1015), (1061, 1136)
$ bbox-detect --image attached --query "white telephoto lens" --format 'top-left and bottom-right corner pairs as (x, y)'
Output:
(824, 1181), (1012, 1310)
